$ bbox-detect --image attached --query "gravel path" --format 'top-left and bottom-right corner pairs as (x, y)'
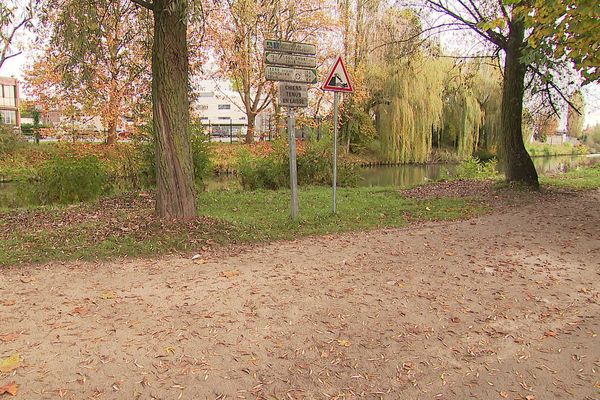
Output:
(1, 185), (599, 399)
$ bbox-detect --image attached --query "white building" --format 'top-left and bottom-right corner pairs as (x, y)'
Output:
(194, 80), (273, 139)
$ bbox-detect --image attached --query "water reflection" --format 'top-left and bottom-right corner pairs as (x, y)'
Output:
(360, 154), (599, 188)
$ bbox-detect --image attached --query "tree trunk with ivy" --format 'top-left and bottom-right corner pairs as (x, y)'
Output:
(499, 18), (539, 188)
(152, 0), (196, 218)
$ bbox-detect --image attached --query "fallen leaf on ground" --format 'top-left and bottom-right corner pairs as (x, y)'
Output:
(336, 339), (351, 347)
(525, 396), (536, 400)
(450, 317), (460, 323)
(445, 252), (455, 256)
(100, 292), (117, 300)
(72, 306), (89, 315)
(498, 391), (508, 398)
(221, 270), (240, 278)
(0, 354), (20, 373)
(164, 347), (175, 354)
(1, 301), (15, 307)
(0, 334), (18, 343)
(0, 381), (18, 396)
(544, 331), (557, 337)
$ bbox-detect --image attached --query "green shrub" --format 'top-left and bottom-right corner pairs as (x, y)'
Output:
(236, 146), (288, 190)
(472, 148), (496, 162)
(36, 155), (109, 204)
(455, 157), (498, 180)
(236, 136), (359, 190)
(0, 125), (25, 155)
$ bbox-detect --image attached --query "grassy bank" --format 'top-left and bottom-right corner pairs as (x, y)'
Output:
(541, 162), (600, 189)
(0, 187), (477, 266)
(526, 142), (588, 157)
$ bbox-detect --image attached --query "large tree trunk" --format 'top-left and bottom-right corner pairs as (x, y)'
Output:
(245, 113), (256, 144)
(106, 117), (118, 145)
(152, 0), (196, 219)
(499, 19), (539, 188)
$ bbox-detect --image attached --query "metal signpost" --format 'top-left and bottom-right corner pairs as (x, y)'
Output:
(265, 40), (317, 220)
(322, 56), (354, 214)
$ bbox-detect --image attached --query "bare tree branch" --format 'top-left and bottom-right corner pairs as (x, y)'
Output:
(529, 64), (582, 115)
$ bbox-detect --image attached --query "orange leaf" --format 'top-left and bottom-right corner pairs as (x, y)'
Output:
(72, 306), (89, 315)
(0, 333), (18, 343)
(544, 330), (557, 337)
(221, 270), (240, 278)
(0, 381), (18, 396)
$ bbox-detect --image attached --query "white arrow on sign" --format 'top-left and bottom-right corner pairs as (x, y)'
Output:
(265, 52), (317, 68)
(266, 66), (318, 84)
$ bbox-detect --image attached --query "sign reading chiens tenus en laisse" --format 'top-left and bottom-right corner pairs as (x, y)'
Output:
(278, 83), (308, 108)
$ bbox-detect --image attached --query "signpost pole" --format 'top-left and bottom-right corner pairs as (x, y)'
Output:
(332, 91), (339, 214)
(288, 107), (299, 220)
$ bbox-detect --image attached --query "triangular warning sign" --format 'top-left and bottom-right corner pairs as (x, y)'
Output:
(322, 56), (353, 93)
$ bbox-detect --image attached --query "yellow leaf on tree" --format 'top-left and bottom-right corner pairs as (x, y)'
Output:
(0, 381), (18, 396)
(0, 354), (20, 373)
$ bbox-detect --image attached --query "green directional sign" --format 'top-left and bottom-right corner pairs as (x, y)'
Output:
(265, 66), (318, 84)
(265, 52), (317, 68)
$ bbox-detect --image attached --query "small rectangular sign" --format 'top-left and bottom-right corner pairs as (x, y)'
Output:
(279, 83), (308, 108)
(264, 40), (316, 56)
(266, 66), (318, 84)
(265, 52), (317, 68)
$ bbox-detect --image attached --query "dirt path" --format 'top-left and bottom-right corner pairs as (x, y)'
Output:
(1, 187), (599, 399)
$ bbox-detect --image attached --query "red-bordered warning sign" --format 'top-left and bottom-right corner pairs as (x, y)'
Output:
(322, 56), (353, 93)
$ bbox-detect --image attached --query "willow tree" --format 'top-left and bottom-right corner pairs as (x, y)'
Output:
(566, 91), (584, 139)
(472, 64), (502, 151)
(367, 9), (445, 163)
(439, 62), (483, 158)
(373, 58), (445, 163)
(427, 0), (600, 188)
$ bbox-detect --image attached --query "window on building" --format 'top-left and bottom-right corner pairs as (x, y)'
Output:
(239, 116), (246, 120)
(0, 110), (17, 125)
(199, 105), (209, 110)
(218, 104), (231, 110)
(0, 85), (17, 107)
(198, 91), (214, 98)
(218, 117), (230, 120)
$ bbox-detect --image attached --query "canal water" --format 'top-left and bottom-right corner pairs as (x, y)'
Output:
(359, 154), (599, 188)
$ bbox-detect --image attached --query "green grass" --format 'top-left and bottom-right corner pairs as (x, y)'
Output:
(198, 186), (476, 241)
(540, 163), (600, 189)
(0, 186), (479, 266)
(526, 142), (588, 157)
